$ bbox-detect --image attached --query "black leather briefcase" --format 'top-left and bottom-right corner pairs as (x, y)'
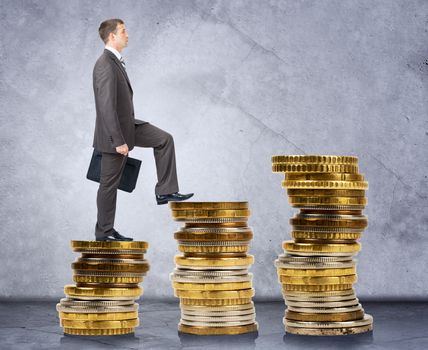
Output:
(86, 149), (141, 193)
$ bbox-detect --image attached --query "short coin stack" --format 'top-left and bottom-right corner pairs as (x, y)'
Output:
(169, 202), (258, 335)
(57, 241), (150, 336)
(272, 155), (373, 336)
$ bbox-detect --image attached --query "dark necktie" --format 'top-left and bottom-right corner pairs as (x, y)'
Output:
(120, 57), (126, 69)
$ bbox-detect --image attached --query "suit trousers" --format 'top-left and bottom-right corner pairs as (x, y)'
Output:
(95, 122), (179, 239)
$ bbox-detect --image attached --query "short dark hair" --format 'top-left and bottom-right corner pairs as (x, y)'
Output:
(98, 19), (124, 44)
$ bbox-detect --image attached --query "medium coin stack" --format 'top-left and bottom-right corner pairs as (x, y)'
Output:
(169, 201), (258, 335)
(272, 155), (373, 336)
(56, 241), (150, 336)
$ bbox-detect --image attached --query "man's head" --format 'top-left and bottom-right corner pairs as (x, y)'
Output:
(98, 19), (128, 52)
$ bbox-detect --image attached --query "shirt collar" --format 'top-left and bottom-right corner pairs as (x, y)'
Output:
(105, 45), (122, 61)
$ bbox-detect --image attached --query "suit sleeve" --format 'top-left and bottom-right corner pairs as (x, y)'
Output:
(94, 63), (126, 147)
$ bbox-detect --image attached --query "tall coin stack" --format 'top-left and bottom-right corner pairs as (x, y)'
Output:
(272, 155), (373, 336)
(57, 241), (150, 336)
(169, 202), (258, 335)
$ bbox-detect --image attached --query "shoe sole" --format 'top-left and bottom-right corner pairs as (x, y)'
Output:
(157, 196), (194, 205)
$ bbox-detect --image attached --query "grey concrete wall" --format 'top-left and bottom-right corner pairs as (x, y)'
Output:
(0, 0), (427, 300)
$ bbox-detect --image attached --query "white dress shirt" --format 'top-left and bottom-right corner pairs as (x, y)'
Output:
(105, 45), (122, 61)
(105, 45), (126, 70)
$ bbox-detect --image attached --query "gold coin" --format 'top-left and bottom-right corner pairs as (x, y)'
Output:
(60, 318), (139, 329)
(183, 252), (247, 258)
(170, 202), (249, 210)
(81, 253), (145, 259)
(59, 311), (138, 321)
(175, 255), (254, 267)
(283, 241), (361, 253)
(175, 231), (253, 241)
(292, 231), (361, 241)
(178, 245), (249, 253)
(64, 285), (143, 298)
(289, 197), (367, 206)
(173, 281), (252, 291)
(282, 284), (353, 292)
(285, 324), (373, 336)
(63, 327), (135, 336)
(180, 298), (252, 306)
(286, 173), (364, 181)
(283, 289), (355, 297)
(293, 239), (358, 244)
(285, 310), (364, 322)
(171, 209), (251, 219)
(279, 275), (357, 285)
(72, 262), (150, 273)
(272, 155), (359, 164)
(287, 189), (365, 197)
(185, 222), (248, 228)
(277, 267), (356, 277)
(174, 288), (255, 299)
(73, 275), (143, 284)
(283, 180), (368, 190)
(75, 283), (139, 288)
(300, 209), (362, 215)
(290, 218), (367, 230)
(71, 241), (148, 251)
(178, 323), (258, 335)
(272, 163), (359, 173)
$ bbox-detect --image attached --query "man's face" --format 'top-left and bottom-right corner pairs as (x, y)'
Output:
(112, 23), (128, 50)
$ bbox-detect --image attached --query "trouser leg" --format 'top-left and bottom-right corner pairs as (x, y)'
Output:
(95, 152), (128, 239)
(134, 122), (179, 195)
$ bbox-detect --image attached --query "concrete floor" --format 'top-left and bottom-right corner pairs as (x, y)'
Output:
(0, 301), (427, 350)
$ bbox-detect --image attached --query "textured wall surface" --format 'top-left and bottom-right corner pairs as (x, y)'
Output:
(0, 0), (427, 300)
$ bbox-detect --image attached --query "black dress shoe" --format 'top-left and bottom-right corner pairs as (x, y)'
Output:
(96, 230), (133, 241)
(156, 192), (194, 205)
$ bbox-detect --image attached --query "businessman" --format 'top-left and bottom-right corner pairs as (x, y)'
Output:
(92, 18), (193, 242)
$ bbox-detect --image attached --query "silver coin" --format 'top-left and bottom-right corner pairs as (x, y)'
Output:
(57, 303), (138, 314)
(180, 319), (256, 327)
(277, 255), (353, 263)
(175, 264), (250, 271)
(286, 304), (363, 314)
(284, 314), (373, 329)
(285, 298), (359, 308)
(171, 275), (253, 284)
(59, 298), (136, 307)
(177, 240), (250, 247)
(181, 314), (256, 323)
(180, 302), (254, 312)
(77, 258), (148, 264)
(173, 269), (249, 277)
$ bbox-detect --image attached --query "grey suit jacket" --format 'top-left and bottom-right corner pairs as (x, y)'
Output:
(92, 49), (146, 153)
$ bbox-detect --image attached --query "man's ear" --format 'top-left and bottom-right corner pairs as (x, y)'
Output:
(108, 32), (115, 43)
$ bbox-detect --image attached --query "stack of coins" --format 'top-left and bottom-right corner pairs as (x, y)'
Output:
(272, 155), (373, 336)
(57, 241), (150, 336)
(169, 202), (258, 335)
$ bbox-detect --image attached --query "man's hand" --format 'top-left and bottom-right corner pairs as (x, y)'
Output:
(116, 143), (129, 156)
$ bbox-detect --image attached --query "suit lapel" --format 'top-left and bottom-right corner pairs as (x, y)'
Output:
(104, 49), (133, 93)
